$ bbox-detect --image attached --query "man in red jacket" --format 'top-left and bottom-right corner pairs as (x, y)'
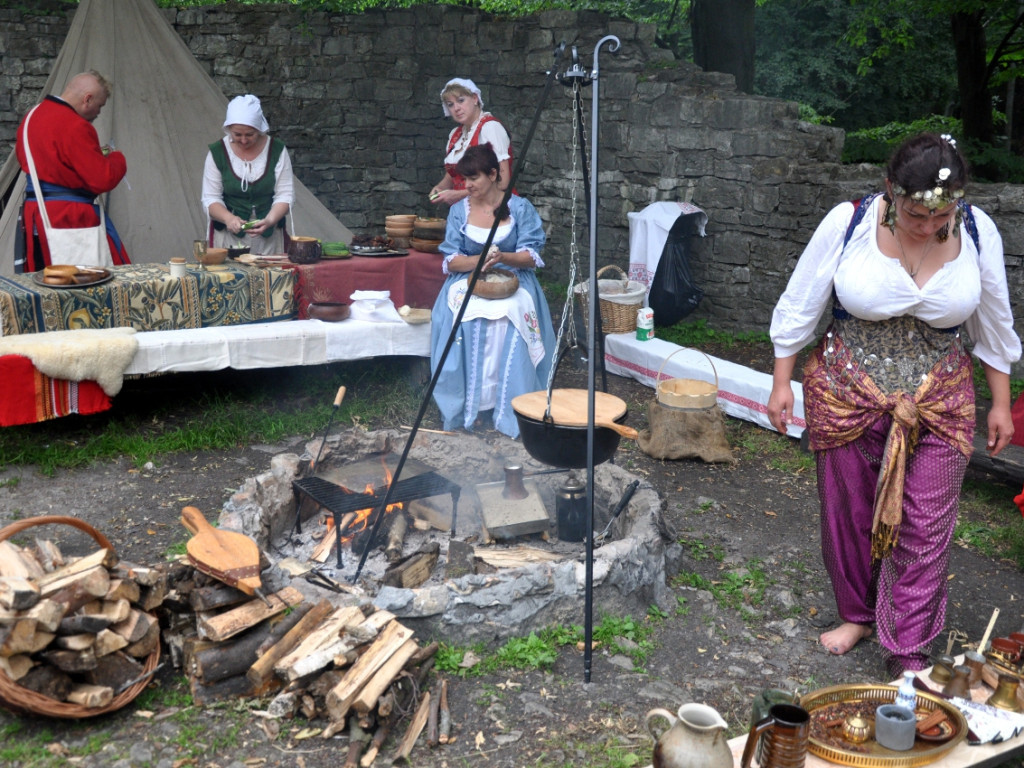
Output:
(15, 70), (129, 272)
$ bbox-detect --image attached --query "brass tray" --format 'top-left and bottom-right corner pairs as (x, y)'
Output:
(802, 684), (967, 767)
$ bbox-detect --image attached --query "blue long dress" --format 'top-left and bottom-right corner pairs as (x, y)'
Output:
(430, 195), (556, 437)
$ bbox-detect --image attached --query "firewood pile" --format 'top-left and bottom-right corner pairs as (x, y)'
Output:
(0, 527), (164, 716)
(163, 563), (451, 765)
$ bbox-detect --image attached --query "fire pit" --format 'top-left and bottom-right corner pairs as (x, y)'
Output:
(219, 428), (666, 642)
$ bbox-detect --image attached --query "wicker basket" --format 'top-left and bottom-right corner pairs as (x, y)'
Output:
(0, 515), (161, 719)
(573, 264), (647, 334)
(656, 348), (718, 411)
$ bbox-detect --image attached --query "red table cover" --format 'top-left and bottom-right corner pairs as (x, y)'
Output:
(287, 249), (445, 319)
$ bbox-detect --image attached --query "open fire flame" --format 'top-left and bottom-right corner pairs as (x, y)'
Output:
(321, 461), (404, 544)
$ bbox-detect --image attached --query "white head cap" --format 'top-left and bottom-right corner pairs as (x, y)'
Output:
(440, 78), (483, 117)
(224, 94), (270, 133)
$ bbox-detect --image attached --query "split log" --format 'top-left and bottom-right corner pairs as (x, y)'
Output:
(136, 572), (169, 612)
(197, 586), (303, 642)
(40, 566), (110, 609)
(59, 614), (110, 635)
(473, 546), (563, 569)
(362, 658), (435, 767)
(124, 620), (160, 658)
(385, 513), (408, 563)
(1, 624), (53, 656)
(41, 647), (97, 673)
(426, 680), (441, 747)
(325, 620), (415, 722)
(189, 582), (252, 612)
(351, 638), (418, 716)
(83, 651), (143, 691)
(80, 598), (131, 625)
(311, 512), (356, 563)
(247, 600), (331, 686)
(344, 719), (372, 768)
(18, 664), (72, 701)
(0, 654), (33, 680)
(445, 539), (474, 579)
(67, 683), (113, 708)
(408, 497), (452, 532)
(0, 541), (43, 579)
(94, 628), (129, 657)
(36, 549), (117, 590)
(189, 673), (258, 706)
(383, 542), (439, 589)
(112, 561), (162, 587)
(33, 538), (64, 572)
(104, 578), (140, 604)
(254, 602), (315, 657)
(112, 609), (158, 644)
(273, 604), (365, 681)
(55, 633), (95, 652)
(390, 691), (431, 765)
(0, 576), (40, 610)
(0, 598), (65, 633)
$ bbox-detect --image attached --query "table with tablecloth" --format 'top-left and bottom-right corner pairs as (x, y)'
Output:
(285, 249), (446, 318)
(0, 262), (296, 336)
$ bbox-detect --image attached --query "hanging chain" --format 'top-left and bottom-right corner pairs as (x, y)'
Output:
(546, 79), (589, 394)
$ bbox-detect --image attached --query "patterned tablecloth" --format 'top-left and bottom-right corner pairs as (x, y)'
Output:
(0, 263), (296, 336)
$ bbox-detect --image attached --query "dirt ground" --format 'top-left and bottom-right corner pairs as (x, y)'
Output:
(2, 343), (1024, 768)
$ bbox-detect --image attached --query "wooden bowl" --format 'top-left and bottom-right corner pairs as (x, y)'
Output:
(385, 226), (414, 237)
(386, 214), (417, 225)
(200, 248), (228, 265)
(410, 237), (442, 254)
(473, 268), (519, 299)
(414, 217), (445, 233)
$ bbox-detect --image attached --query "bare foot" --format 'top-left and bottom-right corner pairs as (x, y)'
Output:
(820, 623), (872, 655)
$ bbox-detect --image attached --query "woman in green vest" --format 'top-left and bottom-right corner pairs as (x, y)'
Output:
(201, 94), (294, 255)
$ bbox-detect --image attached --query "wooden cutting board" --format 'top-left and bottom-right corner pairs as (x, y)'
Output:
(181, 506), (262, 596)
(512, 389), (633, 437)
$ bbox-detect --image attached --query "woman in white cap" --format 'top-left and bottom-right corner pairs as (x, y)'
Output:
(428, 78), (513, 206)
(201, 94), (294, 255)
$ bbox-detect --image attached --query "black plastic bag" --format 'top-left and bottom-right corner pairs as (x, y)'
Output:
(647, 213), (703, 326)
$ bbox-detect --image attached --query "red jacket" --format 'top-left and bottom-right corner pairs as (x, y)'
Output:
(16, 96), (129, 270)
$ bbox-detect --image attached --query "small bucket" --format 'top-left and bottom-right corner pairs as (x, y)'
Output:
(656, 348), (718, 411)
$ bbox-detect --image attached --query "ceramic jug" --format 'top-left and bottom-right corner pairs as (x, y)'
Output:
(646, 702), (732, 768)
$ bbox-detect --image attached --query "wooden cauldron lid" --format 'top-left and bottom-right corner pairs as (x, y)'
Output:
(512, 388), (627, 426)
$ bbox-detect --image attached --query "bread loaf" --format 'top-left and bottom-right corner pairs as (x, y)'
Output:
(43, 264), (79, 278)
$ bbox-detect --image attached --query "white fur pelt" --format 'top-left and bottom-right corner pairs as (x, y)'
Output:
(0, 327), (139, 395)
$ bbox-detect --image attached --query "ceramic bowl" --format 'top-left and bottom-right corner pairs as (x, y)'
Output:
(227, 245), (250, 259)
(307, 302), (351, 322)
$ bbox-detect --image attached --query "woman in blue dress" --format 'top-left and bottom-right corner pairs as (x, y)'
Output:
(430, 144), (556, 437)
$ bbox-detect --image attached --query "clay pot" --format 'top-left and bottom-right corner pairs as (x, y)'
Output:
(307, 302), (351, 322)
(647, 703), (732, 768)
(287, 236), (322, 264)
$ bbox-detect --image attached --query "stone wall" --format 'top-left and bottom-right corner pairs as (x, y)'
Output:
(3, 1), (1024, 352)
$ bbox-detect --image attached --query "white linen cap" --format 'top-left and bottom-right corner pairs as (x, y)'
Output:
(224, 94), (270, 133)
(440, 78), (483, 117)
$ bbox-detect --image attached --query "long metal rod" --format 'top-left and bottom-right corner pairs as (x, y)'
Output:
(583, 34), (621, 685)
(353, 44), (569, 581)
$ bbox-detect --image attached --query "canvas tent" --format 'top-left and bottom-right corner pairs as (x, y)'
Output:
(0, 0), (352, 277)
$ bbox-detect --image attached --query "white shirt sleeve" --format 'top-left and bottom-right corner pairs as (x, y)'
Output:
(273, 146), (295, 206)
(769, 202), (854, 358)
(963, 208), (1022, 373)
(201, 150), (224, 214)
(478, 120), (511, 162)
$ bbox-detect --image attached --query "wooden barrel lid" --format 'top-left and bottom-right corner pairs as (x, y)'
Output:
(512, 388), (627, 427)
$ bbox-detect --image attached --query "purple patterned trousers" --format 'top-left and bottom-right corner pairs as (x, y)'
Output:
(817, 413), (967, 673)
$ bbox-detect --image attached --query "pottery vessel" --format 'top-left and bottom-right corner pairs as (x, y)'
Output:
(875, 704), (916, 751)
(646, 703), (731, 768)
(287, 236), (322, 264)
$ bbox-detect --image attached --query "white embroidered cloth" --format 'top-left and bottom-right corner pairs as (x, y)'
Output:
(447, 280), (545, 366)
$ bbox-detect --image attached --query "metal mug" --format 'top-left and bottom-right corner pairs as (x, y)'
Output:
(741, 703), (810, 768)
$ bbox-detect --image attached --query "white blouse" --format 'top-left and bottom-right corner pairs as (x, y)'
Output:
(444, 113), (511, 166)
(770, 195), (1021, 374)
(201, 135), (295, 213)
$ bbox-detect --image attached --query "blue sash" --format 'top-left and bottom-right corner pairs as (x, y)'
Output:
(25, 177), (125, 252)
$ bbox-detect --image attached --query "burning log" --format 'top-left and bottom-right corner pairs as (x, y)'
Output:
(385, 513), (409, 563)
